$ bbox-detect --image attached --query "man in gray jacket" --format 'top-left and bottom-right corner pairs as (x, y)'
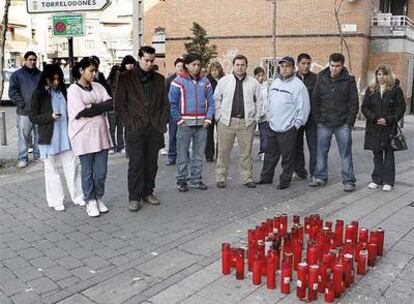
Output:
(214, 55), (263, 188)
(9, 51), (41, 168)
(257, 56), (310, 189)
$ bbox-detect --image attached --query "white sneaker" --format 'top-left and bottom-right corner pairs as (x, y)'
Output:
(121, 148), (126, 154)
(53, 205), (65, 211)
(382, 184), (392, 191)
(109, 149), (115, 155)
(86, 200), (100, 217)
(17, 160), (27, 168)
(160, 148), (167, 155)
(368, 182), (379, 189)
(97, 199), (109, 213)
(74, 200), (86, 207)
(259, 153), (265, 162)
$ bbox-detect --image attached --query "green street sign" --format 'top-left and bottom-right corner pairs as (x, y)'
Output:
(52, 14), (85, 37)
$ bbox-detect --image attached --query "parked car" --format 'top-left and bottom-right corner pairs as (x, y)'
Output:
(1, 68), (18, 105)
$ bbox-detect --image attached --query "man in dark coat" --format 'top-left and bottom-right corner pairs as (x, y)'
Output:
(9, 51), (42, 168)
(116, 46), (169, 211)
(309, 53), (359, 192)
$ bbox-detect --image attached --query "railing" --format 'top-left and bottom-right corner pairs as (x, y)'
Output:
(371, 14), (414, 38)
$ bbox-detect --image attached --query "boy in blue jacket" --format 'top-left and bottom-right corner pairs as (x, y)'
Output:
(169, 53), (215, 192)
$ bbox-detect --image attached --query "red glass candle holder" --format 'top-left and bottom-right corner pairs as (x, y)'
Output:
(252, 255), (263, 285)
(280, 262), (292, 294)
(307, 245), (318, 266)
(318, 264), (329, 293)
(274, 214), (281, 232)
(325, 284), (335, 303)
(247, 241), (256, 272)
(351, 220), (359, 243)
(345, 224), (354, 243)
(296, 224), (304, 242)
(280, 214), (288, 237)
(293, 214), (300, 224)
(325, 221), (333, 231)
(376, 227), (385, 256)
(357, 249), (368, 275)
(355, 242), (365, 262)
(367, 243), (377, 267)
(248, 229), (256, 243)
(266, 258), (276, 289)
(296, 262), (308, 300)
(293, 241), (303, 271)
(304, 216), (311, 234)
(308, 265), (319, 301)
(235, 248), (245, 280)
(231, 248), (237, 268)
(359, 228), (369, 243)
(335, 220), (344, 247)
(222, 243), (231, 275)
(343, 253), (354, 287)
(333, 263), (344, 298)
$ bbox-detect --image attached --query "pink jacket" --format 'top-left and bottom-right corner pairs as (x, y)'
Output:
(67, 82), (112, 156)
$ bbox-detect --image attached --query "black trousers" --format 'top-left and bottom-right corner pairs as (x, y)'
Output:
(109, 112), (125, 151)
(260, 127), (297, 186)
(205, 121), (215, 160)
(126, 125), (163, 201)
(372, 150), (395, 186)
(294, 122), (317, 178)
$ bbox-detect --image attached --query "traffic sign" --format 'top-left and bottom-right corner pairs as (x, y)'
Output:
(27, 0), (111, 14)
(52, 14), (85, 37)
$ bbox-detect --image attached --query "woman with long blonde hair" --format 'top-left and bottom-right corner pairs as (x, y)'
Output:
(361, 64), (406, 191)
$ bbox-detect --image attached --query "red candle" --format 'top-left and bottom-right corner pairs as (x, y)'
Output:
(343, 253), (354, 287)
(376, 227), (385, 256)
(343, 241), (355, 256)
(324, 284), (335, 303)
(304, 216), (311, 234)
(355, 242), (365, 262)
(335, 220), (344, 246)
(252, 256), (263, 285)
(231, 248), (237, 267)
(274, 214), (281, 232)
(248, 241), (256, 272)
(222, 243), (231, 275)
(359, 228), (369, 243)
(325, 221), (333, 231)
(308, 265), (319, 301)
(307, 245), (318, 266)
(265, 236), (273, 256)
(235, 248), (245, 280)
(268, 249), (279, 271)
(345, 224), (354, 243)
(309, 225), (318, 241)
(357, 249), (368, 275)
(318, 264), (329, 293)
(296, 224), (304, 242)
(266, 257), (276, 289)
(333, 263), (343, 298)
(280, 213), (288, 237)
(367, 243), (377, 267)
(369, 231), (378, 247)
(247, 229), (256, 243)
(293, 214), (300, 224)
(296, 262), (308, 300)
(351, 220), (359, 243)
(280, 262), (292, 294)
(293, 241), (303, 271)
(266, 218), (274, 234)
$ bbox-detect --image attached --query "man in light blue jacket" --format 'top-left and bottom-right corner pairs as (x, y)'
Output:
(257, 56), (310, 189)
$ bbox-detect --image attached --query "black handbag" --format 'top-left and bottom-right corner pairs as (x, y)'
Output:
(390, 123), (408, 151)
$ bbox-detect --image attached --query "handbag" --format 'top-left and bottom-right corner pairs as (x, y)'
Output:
(390, 123), (408, 151)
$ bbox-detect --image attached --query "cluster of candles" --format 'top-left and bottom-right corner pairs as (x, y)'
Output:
(221, 213), (385, 302)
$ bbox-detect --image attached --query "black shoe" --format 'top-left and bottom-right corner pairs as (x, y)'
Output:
(277, 183), (290, 190)
(177, 182), (189, 192)
(190, 181), (208, 190)
(128, 200), (141, 212)
(244, 182), (256, 188)
(166, 160), (176, 166)
(256, 179), (272, 185)
(216, 181), (227, 188)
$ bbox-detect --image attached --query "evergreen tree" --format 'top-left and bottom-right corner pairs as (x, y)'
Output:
(184, 22), (217, 66)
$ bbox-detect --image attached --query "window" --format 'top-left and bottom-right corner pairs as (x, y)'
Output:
(380, 0), (408, 15)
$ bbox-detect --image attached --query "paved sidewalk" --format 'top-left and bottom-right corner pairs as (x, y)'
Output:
(0, 115), (414, 304)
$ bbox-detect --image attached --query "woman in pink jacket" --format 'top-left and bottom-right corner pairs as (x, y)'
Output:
(67, 57), (113, 217)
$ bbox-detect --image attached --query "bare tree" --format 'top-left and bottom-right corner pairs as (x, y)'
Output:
(0, 0), (11, 100)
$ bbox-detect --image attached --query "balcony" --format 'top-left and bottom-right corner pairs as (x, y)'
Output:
(371, 14), (414, 39)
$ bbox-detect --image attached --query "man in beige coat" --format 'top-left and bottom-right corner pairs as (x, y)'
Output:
(214, 55), (263, 188)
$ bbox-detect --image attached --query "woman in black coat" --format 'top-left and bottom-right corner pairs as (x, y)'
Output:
(361, 64), (406, 191)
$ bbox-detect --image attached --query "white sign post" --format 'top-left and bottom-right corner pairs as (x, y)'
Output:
(27, 0), (111, 13)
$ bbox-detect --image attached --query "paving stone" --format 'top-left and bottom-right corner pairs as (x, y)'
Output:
(57, 294), (96, 304)
(12, 266), (44, 281)
(57, 276), (80, 289)
(393, 240), (414, 255)
(0, 278), (27, 296)
(181, 294), (226, 304)
(82, 256), (111, 269)
(3, 256), (31, 270)
(68, 246), (94, 259)
(148, 283), (196, 304)
(108, 255), (131, 266)
(10, 291), (45, 304)
(29, 277), (60, 295)
(103, 238), (127, 250)
(239, 285), (285, 304)
(42, 246), (69, 259)
(56, 256), (84, 270)
(42, 266), (72, 281)
(0, 247), (18, 259)
(7, 239), (31, 251)
(66, 232), (90, 242)
(177, 268), (221, 291)
(71, 266), (98, 280)
(383, 278), (414, 304)
(0, 291), (13, 304)
(18, 247), (44, 259)
(54, 239), (79, 251)
(30, 256), (58, 269)
(0, 268), (17, 283)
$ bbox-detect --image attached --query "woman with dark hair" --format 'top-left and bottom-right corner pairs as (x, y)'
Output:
(362, 64), (406, 192)
(206, 62), (225, 161)
(30, 64), (84, 211)
(254, 66), (270, 162)
(67, 57), (114, 217)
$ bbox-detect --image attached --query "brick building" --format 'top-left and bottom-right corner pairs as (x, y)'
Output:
(144, 0), (414, 106)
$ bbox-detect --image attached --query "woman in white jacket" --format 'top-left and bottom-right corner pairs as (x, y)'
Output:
(254, 67), (270, 161)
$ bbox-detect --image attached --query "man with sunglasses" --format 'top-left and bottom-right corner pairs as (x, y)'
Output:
(9, 51), (42, 168)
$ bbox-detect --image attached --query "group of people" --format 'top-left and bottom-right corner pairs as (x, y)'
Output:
(8, 47), (406, 217)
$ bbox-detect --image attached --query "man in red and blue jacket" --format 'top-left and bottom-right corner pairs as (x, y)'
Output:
(169, 53), (215, 192)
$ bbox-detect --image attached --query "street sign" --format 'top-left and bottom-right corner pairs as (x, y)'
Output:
(27, 0), (111, 14)
(52, 14), (85, 37)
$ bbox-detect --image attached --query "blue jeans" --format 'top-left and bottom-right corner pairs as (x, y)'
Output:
(176, 125), (207, 184)
(167, 119), (178, 162)
(79, 149), (109, 202)
(17, 115), (39, 161)
(314, 124), (356, 184)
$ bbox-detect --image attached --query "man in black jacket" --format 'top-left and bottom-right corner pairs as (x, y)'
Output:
(294, 53), (318, 180)
(9, 51), (42, 168)
(309, 53), (359, 192)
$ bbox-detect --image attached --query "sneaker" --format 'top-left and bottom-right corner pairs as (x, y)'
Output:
(309, 178), (326, 187)
(74, 200), (86, 207)
(259, 153), (265, 162)
(53, 205), (65, 211)
(177, 182), (189, 192)
(343, 183), (355, 192)
(244, 182), (256, 188)
(143, 194), (160, 205)
(86, 200), (100, 217)
(160, 148), (167, 155)
(190, 181), (208, 190)
(121, 148), (126, 154)
(128, 200), (141, 212)
(382, 184), (392, 191)
(28, 148), (33, 153)
(17, 160), (27, 168)
(368, 182), (379, 189)
(108, 149), (115, 155)
(216, 181), (227, 188)
(97, 199), (109, 213)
